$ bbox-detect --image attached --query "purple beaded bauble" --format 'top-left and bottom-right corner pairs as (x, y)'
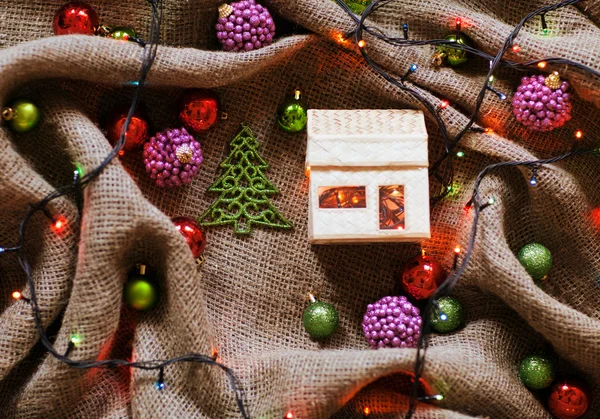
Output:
(142, 128), (203, 188)
(362, 296), (422, 349)
(216, 1), (275, 52)
(512, 72), (572, 132)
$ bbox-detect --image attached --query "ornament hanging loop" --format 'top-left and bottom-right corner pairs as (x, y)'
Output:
(2, 106), (14, 121)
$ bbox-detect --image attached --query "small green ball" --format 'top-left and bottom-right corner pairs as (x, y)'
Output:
(518, 243), (552, 281)
(124, 276), (159, 310)
(4, 99), (41, 133)
(430, 296), (463, 333)
(109, 27), (136, 41)
(302, 301), (339, 340)
(437, 33), (474, 66)
(519, 354), (555, 390)
(277, 91), (308, 133)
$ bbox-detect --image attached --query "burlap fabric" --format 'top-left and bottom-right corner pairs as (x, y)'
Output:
(1, 1), (599, 418)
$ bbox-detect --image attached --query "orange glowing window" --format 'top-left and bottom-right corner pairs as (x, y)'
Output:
(318, 186), (366, 209)
(379, 185), (405, 230)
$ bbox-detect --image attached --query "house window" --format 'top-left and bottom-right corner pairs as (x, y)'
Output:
(318, 186), (366, 209)
(379, 185), (405, 230)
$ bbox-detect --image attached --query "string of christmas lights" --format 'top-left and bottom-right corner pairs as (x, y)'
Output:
(334, 0), (599, 418)
(2, 1), (248, 417)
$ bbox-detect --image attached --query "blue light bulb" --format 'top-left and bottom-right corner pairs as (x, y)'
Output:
(410, 64), (418, 72)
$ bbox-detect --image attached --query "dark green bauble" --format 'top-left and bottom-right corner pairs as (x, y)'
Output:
(517, 243), (552, 281)
(433, 33), (474, 66)
(277, 90), (308, 133)
(342, 0), (373, 14)
(109, 26), (136, 41)
(430, 296), (463, 333)
(302, 300), (339, 340)
(124, 275), (159, 310)
(519, 353), (555, 390)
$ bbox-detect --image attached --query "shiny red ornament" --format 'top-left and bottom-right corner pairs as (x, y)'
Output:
(53, 2), (99, 36)
(400, 255), (446, 300)
(547, 378), (590, 419)
(178, 90), (220, 134)
(173, 217), (207, 260)
(104, 106), (150, 153)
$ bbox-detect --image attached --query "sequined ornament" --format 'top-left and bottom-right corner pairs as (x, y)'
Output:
(1, 99), (41, 133)
(400, 255), (447, 300)
(124, 265), (159, 311)
(143, 128), (204, 188)
(519, 353), (555, 390)
(173, 216), (207, 263)
(215, 0), (276, 52)
(430, 296), (463, 333)
(179, 90), (220, 134)
(104, 106), (149, 153)
(53, 2), (99, 36)
(108, 27), (136, 41)
(277, 89), (308, 133)
(362, 295), (422, 349)
(342, 0), (373, 15)
(547, 378), (590, 419)
(517, 243), (552, 281)
(432, 33), (474, 66)
(302, 294), (339, 340)
(512, 73), (572, 132)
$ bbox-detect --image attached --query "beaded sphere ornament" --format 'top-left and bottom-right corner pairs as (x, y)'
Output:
(216, 1), (276, 52)
(362, 296), (422, 349)
(512, 72), (572, 132)
(142, 128), (203, 188)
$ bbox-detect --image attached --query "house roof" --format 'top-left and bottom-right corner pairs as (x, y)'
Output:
(306, 109), (428, 168)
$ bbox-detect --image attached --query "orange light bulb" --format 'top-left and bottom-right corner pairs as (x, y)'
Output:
(12, 291), (22, 300)
(364, 406), (371, 415)
(575, 130), (583, 139)
(454, 245), (461, 254)
(538, 61), (547, 69)
(358, 39), (366, 48)
(512, 44), (521, 53)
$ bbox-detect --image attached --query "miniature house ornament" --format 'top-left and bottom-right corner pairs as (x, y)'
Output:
(306, 109), (430, 244)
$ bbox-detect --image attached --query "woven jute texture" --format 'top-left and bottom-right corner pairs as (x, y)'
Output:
(1, 1), (599, 418)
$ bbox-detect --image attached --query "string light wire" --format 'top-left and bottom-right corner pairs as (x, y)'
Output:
(334, 1), (598, 418)
(2, 1), (248, 417)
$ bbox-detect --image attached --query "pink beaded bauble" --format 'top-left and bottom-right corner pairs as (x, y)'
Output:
(512, 72), (572, 132)
(362, 296), (422, 349)
(216, 1), (276, 52)
(142, 128), (203, 188)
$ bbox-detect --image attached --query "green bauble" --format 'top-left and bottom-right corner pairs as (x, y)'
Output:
(517, 243), (552, 281)
(433, 33), (474, 67)
(2, 99), (41, 133)
(430, 296), (463, 333)
(109, 27), (136, 41)
(277, 90), (308, 133)
(342, 0), (373, 14)
(519, 354), (555, 390)
(124, 275), (159, 311)
(302, 299), (339, 340)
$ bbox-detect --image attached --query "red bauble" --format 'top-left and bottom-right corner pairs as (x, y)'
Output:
(547, 378), (590, 419)
(400, 255), (446, 300)
(179, 90), (220, 134)
(53, 2), (99, 36)
(173, 217), (207, 259)
(104, 106), (149, 153)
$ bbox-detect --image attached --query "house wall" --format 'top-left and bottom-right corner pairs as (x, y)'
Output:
(308, 167), (431, 243)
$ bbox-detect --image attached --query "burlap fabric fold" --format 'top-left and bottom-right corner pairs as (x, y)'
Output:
(0, 1), (599, 418)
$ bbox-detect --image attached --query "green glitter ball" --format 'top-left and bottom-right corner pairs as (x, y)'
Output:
(517, 243), (552, 281)
(341, 0), (373, 15)
(519, 354), (555, 390)
(302, 299), (339, 340)
(430, 296), (463, 333)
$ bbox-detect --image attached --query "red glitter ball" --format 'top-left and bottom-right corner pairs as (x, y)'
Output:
(179, 90), (220, 134)
(104, 106), (149, 153)
(399, 255), (446, 300)
(547, 378), (590, 419)
(173, 217), (207, 259)
(53, 2), (99, 36)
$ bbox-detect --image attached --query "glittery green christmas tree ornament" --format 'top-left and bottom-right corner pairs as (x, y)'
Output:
(198, 124), (292, 234)
(519, 353), (555, 390)
(517, 243), (552, 281)
(303, 294), (339, 340)
(430, 296), (463, 333)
